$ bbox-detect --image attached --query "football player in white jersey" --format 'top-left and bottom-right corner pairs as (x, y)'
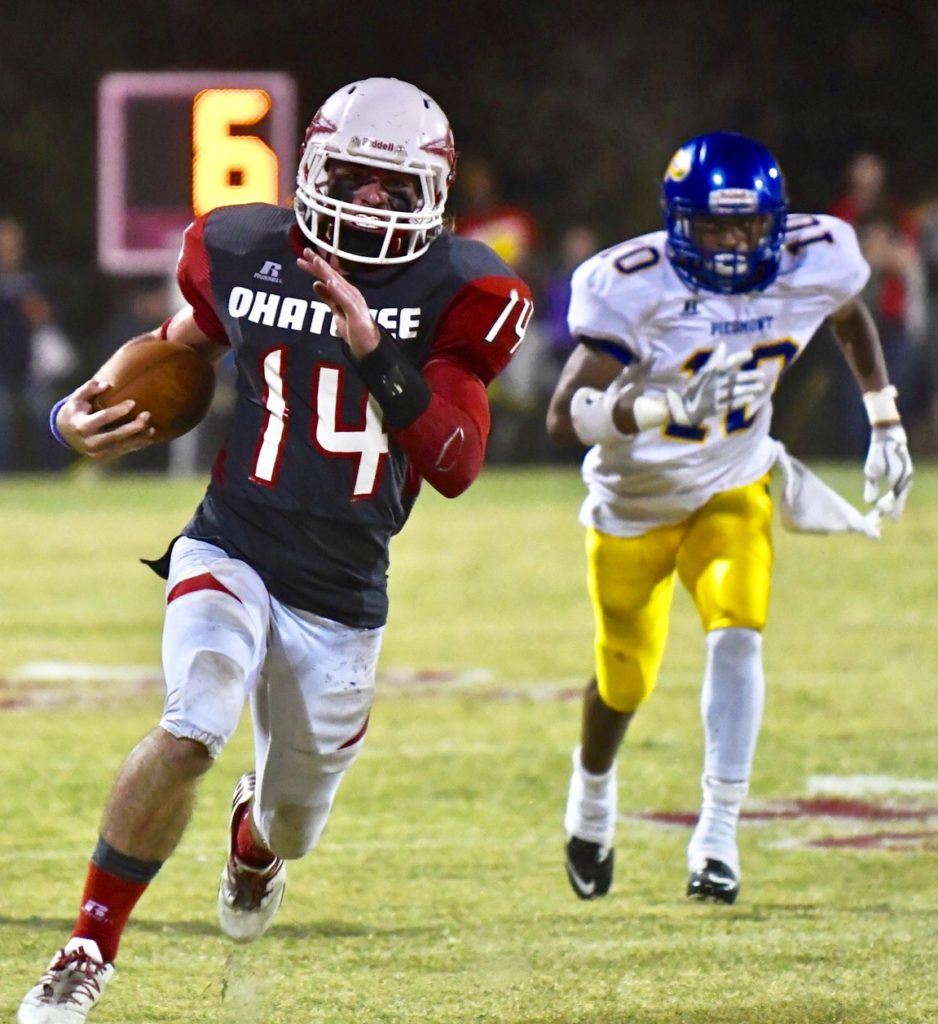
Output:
(547, 131), (912, 904)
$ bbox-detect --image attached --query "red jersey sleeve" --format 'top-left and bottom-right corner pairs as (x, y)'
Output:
(176, 215), (230, 344)
(427, 275), (534, 385)
(391, 274), (533, 498)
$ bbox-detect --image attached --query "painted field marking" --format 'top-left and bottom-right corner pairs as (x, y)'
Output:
(807, 774), (938, 797)
(631, 782), (938, 854)
(2, 662), (583, 712)
(8, 661), (163, 685)
(0, 662), (163, 711)
(636, 797), (938, 827)
(803, 830), (938, 851)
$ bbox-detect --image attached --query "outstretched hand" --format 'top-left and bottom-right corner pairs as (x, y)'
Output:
(297, 248), (380, 358)
(864, 424), (913, 520)
(55, 378), (155, 460)
(666, 343), (768, 427)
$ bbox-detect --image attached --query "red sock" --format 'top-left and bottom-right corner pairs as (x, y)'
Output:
(71, 862), (150, 963)
(235, 806), (277, 868)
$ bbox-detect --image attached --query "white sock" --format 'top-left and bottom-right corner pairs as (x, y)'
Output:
(564, 746), (617, 850)
(687, 628), (764, 875)
(688, 776), (748, 875)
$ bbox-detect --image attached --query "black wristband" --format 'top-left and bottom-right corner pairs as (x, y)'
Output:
(350, 327), (432, 429)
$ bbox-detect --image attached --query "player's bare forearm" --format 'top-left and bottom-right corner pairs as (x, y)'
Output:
(828, 296), (890, 395)
(546, 343), (634, 444)
(163, 308), (229, 364)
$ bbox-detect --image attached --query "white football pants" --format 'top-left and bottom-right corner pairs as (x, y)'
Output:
(159, 537), (382, 859)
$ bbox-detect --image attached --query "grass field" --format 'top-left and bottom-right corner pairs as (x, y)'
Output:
(0, 465), (935, 1023)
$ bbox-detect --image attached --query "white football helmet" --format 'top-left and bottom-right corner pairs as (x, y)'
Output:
(295, 77), (457, 265)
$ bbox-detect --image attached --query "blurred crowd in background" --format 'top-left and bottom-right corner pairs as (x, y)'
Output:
(3, 148), (938, 475)
(1, 1), (934, 474)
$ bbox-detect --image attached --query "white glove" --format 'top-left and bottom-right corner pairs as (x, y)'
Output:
(665, 343), (769, 427)
(863, 423), (913, 520)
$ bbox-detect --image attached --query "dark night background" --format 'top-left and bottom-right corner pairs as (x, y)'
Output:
(1, 0), (937, 463)
(2, 1), (935, 257)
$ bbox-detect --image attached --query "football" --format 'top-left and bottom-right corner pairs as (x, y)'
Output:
(93, 339), (216, 443)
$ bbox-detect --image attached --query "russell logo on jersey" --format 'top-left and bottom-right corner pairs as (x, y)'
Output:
(677, 301), (774, 337)
(254, 261), (283, 284)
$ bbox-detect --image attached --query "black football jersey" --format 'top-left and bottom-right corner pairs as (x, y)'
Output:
(165, 203), (527, 627)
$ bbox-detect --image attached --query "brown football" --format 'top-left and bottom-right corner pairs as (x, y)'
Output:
(93, 340), (216, 443)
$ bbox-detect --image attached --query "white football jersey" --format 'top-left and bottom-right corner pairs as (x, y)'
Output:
(568, 214), (869, 537)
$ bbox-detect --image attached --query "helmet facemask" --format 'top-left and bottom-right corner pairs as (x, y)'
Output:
(667, 206), (785, 294)
(296, 147), (446, 265)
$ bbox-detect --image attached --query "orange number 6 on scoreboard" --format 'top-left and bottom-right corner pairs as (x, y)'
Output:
(192, 89), (279, 216)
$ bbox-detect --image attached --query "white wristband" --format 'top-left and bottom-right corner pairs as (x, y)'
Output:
(863, 385), (900, 426)
(570, 387), (626, 445)
(632, 394), (669, 431)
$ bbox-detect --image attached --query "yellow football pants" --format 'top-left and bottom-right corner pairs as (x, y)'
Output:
(586, 475), (773, 713)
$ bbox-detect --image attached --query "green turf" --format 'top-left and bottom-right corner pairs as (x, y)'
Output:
(1, 465), (935, 1022)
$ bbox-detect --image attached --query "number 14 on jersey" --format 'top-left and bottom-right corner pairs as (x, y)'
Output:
(251, 347), (388, 498)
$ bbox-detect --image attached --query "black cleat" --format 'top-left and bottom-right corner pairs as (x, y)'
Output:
(686, 858), (739, 904)
(565, 837), (614, 900)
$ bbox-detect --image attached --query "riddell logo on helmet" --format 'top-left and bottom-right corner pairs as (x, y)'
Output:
(362, 137), (396, 152)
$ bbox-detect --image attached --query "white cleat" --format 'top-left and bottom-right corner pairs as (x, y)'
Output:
(18, 937), (115, 1023)
(217, 772), (286, 943)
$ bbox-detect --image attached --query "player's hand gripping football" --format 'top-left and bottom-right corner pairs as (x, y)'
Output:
(864, 424), (913, 520)
(54, 378), (155, 460)
(666, 342), (768, 426)
(298, 248), (380, 358)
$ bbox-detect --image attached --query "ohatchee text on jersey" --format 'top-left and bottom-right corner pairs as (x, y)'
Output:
(157, 203), (532, 628)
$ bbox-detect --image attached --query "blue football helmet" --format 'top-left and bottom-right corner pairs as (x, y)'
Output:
(662, 131), (788, 294)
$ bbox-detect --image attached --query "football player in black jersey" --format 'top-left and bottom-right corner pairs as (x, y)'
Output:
(21, 78), (533, 1023)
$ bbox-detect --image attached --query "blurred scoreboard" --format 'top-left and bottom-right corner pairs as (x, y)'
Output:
(98, 72), (297, 275)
